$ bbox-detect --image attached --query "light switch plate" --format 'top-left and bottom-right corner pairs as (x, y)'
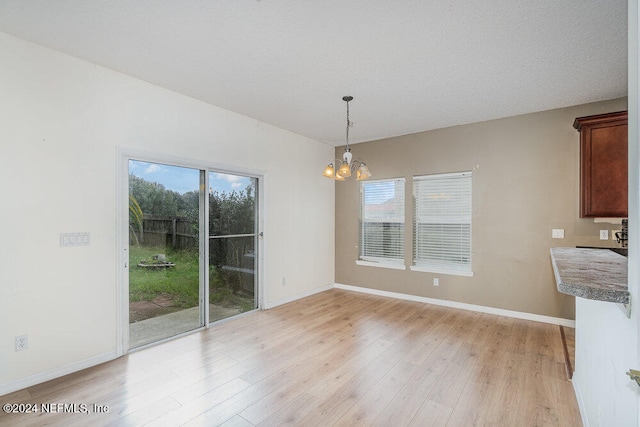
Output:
(552, 229), (565, 239)
(60, 232), (90, 247)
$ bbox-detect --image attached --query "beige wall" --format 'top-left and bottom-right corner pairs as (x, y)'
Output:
(335, 98), (627, 320)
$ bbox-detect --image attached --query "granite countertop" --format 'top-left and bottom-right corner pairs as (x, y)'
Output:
(550, 247), (629, 304)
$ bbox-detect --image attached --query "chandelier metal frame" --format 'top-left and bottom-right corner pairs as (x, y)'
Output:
(323, 96), (371, 181)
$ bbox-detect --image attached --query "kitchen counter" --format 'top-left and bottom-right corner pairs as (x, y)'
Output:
(576, 246), (628, 257)
(550, 247), (629, 304)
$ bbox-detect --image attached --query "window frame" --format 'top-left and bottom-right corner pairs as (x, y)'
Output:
(410, 171), (473, 277)
(356, 177), (406, 270)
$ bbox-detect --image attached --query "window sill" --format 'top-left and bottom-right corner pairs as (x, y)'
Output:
(409, 265), (474, 277)
(356, 260), (406, 270)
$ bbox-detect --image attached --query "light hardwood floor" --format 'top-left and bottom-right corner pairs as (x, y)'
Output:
(0, 289), (581, 426)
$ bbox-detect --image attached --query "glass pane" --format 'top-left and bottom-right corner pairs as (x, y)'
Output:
(128, 160), (202, 348)
(209, 172), (256, 236)
(209, 236), (257, 321)
(360, 179), (405, 261)
(209, 173), (257, 323)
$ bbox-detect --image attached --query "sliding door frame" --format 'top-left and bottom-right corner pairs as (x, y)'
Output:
(116, 147), (264, 356)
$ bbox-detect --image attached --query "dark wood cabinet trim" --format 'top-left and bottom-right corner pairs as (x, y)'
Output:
(573, 111), (627, 132)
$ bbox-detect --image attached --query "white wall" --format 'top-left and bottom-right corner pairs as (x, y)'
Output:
(572, 2), (640, 425)
(0, 32), (335, 393)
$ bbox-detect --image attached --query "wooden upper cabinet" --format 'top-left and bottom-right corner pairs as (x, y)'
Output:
(573, 111), (628, 218)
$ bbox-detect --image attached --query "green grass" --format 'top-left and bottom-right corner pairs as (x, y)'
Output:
(129, 245), (255, 312)
(129, 245), (200, 308)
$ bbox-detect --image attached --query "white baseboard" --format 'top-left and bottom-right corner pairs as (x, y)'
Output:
(263, 283), (335, 310)
(334, 283), (576, 328)
(0, 351), (117, 397)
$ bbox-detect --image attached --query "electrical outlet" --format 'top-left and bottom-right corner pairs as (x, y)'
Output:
(433, 278), (439, 286)
(15, 335), (28, 352)
(600, 230), (609, 240)
(552, 229), (565, 239)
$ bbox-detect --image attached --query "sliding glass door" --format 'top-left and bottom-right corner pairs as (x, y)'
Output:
(124, 156), (260, 350)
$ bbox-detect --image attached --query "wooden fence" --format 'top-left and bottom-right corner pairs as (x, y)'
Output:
(130, 215), (197, 250)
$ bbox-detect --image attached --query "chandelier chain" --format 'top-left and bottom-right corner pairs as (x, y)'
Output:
(345, 98), (350, 149)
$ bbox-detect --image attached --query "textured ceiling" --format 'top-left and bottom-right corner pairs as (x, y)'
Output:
(0, 1), (628, 145)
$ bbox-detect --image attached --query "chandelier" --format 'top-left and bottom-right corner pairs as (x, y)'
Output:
(323, 96), (371, 181)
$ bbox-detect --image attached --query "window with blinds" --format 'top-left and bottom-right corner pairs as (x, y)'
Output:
(359, 178), (405, 267)
(412, 171), (472, 275)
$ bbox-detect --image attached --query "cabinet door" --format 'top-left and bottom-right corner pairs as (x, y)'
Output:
(579, 116), (627, 217)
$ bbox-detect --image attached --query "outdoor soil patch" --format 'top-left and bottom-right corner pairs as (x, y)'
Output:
(129, 294), (183, 323)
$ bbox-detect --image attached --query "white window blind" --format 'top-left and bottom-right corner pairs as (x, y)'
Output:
(413, 171), (472, 274)
(360, 178), (405, 265)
